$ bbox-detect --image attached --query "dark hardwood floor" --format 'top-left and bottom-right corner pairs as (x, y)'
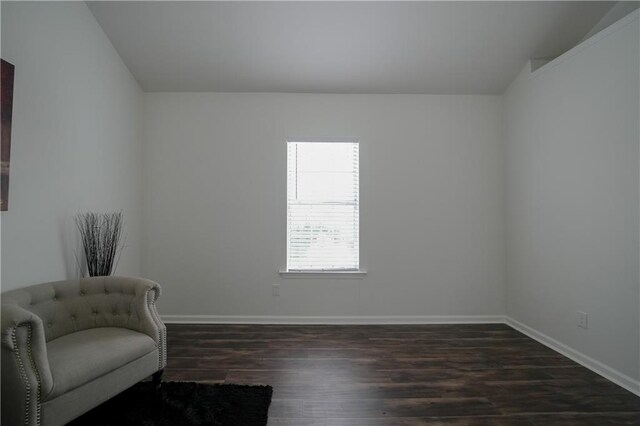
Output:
(165, 323), (640, 425)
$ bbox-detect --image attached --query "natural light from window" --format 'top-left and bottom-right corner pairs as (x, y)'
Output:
(287, 141), (359, 271)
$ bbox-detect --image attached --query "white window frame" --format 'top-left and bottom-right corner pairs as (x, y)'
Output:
(280, 138), (366, 279)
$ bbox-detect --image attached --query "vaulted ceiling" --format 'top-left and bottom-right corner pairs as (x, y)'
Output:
(88, 1), (616, 94)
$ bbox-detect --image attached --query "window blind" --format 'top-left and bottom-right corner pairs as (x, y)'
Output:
(287, 141), (360, 271)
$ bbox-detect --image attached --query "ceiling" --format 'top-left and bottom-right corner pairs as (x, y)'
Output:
(87, 1), (616, 94)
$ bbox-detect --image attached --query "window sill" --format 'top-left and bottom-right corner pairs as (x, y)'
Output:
(279, 270), (367, 279)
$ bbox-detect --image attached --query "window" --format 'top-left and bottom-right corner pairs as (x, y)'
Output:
(286, 140), (360, 272)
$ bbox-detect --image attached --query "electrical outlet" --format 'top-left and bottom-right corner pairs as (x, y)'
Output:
(272, 284), (280, 297)
(577, 311), (588, 329)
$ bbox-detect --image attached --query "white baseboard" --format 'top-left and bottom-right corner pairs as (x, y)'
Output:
(162, 314), (505, 325)
(505, 316), (640, 397)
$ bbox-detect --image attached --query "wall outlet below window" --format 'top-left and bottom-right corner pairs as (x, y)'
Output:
(577, 311), (588, 329)
(272, 284), (280, 297)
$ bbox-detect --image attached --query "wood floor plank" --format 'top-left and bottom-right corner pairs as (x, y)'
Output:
(302, 397), (500, 418)
(326, 416), (537, 426)
(164, 323), (640, 424)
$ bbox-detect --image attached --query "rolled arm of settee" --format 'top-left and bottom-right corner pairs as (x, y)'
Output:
(125, 277), (167, 370)
(1, 304), (54, 425)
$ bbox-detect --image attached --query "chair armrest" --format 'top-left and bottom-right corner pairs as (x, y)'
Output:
(125, 278), (167, 370)
(1, 304), (54, 424)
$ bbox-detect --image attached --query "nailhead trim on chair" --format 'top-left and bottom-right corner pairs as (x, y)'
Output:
(146, 288), (167, 369)
(11, 324), (42, 426)
(26, 325), (43, 426)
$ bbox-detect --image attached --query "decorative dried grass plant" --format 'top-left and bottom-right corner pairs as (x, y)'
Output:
(75, 212), (124, 277)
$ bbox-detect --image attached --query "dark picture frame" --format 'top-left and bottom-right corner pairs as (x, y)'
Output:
(1, 59), (15, 211)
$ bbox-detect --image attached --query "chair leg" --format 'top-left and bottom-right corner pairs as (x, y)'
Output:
(152, 369), (164, 388)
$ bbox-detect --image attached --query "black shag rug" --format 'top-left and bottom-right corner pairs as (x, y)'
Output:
(68, 381), (273, 426)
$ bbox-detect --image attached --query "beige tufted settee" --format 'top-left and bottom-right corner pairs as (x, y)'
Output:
(1, 276), (167, 426)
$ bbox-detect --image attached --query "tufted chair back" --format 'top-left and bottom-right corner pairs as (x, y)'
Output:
(2, 276), (151, 342)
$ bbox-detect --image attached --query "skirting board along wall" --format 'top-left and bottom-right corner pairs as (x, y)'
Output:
(162, 314), (640, 397)
(161, 315), (505, 325)
(505, 317), (640, 397)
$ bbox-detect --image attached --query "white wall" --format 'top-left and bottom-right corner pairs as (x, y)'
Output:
(1, 2), (143, 290)
(504, 13), (640, 383)
(143, 93), (504, 320)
